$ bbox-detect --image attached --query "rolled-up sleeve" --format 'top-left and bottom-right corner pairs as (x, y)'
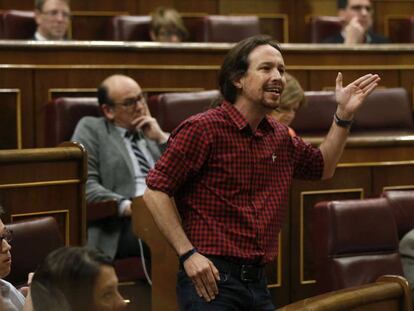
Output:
(291, 136), (324, 180)
(146, 118), (211, 196)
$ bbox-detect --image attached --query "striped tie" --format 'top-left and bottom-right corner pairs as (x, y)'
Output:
(127, 132), (151, 175)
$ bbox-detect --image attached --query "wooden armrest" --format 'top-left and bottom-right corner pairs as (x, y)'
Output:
(87, 199), (118, 222)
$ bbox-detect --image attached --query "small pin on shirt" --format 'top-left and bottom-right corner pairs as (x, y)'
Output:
(272, 154), (277, 162)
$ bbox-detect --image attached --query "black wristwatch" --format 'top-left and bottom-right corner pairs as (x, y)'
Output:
(179, 248), (198, 265)
(334, 112), (353, 128)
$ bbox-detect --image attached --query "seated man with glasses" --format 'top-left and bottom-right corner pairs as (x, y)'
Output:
(323, 0), (389, 44)
(0, 206), (26, 311)
(34, 0), (71, 40)
(71, 75), (169, 263)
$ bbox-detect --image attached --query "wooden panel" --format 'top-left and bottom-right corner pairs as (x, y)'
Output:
(374, 0), (414, 39)
(0, 69), (33, 148)
(307, 69), (400, 91)
(267, 229), (290, 307)
(0, 143), (87, 246)
(132, 196), (179, 311)
(173, 0), (218, 14)
(0, 90), (21, 149)
(258, 15), (288, 43)
(296, 0), (337, 43)
(372, 163), (414, 194)
(0, 42), (414, 146)
(70, 14), (124, 40)
(290, 167), (371, 301)
(219, 0), (283, 14)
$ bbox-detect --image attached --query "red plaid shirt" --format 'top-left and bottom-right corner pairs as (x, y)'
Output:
(147, 101), (323, 263)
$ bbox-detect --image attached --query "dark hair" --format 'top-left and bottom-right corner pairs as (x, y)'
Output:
(31, 246), (113, 311)
(338, 0), (348, 9)
(97, 84), (110, 106)
(218, 35), (282, 104)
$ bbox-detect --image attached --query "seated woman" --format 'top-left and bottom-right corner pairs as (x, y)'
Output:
(0, 206), (26, 311)
(28, 246), (126, 311)
(149, 7), (188, 42)
(270, 72), (306, 137)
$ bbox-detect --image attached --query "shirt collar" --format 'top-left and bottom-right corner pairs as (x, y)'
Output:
(221, 101), (275, 136)
(34, 31), (66, 41)
(115, 125), (128, 137)
(34, 31), (49, 41)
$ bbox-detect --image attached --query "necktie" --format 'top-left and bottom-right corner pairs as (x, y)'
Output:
(127, 132), (151, 175)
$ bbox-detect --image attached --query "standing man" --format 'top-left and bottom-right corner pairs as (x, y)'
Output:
(323, 0), (389, 44)
(143, 35), (380, 310)
(34, 0), (71, 40)
(71, 74), (168, 260)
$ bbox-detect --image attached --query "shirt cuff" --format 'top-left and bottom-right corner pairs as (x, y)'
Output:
(118, 199), (132, 217)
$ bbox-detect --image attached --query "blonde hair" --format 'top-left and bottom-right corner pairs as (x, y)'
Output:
(278, 73), (306, 111)
(150, 7), (188, 41)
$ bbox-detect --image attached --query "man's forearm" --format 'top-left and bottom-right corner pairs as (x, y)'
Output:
(319, 120), (350, 179)
(143, 188), (194, 256)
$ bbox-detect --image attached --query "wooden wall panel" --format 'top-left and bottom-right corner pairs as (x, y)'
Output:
(218, 0), (284, 14)
(0, 69), (34, 148)
(0, 90), (20, 149)
(372, 164), (414, 194)
(0, 144), (87, 246)
(375, 0), (414, 37)
(290, 167), (371, 301)
(307, 69), (400, 91)
(400, 70), (414, 109)
(0, 42), (413, 148)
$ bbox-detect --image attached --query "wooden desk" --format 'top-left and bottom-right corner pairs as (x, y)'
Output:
(0, 142), (87, 245)
(1, 41), (414, 149)
(132, 196), (178, 311)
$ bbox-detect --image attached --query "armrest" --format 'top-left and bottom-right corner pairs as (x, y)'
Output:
(87, 199), (118, 222)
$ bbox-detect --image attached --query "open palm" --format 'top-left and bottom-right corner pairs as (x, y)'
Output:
(335, 72), (380, 118)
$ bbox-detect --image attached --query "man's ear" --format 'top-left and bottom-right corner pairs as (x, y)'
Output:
(101, 104), (115, 120)
(232, 74), (244, 90)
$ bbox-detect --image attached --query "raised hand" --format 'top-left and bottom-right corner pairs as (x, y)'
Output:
(133, 115), (169, 143)
(335, 72), (380, 120)
(344, 17), (366, 44)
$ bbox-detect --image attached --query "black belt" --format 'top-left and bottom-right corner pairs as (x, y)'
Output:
(206, 255), (265, 283)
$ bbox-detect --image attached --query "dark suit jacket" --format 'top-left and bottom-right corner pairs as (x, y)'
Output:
(323, 31), (390, 44)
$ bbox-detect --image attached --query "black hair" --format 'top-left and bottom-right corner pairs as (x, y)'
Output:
(218, 35), (282, 104)
(97, 84), (111, 106)
(338, 0), (348, 9)
(31, 246), (113, 311)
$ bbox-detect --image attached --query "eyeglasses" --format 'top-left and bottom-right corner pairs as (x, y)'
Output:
(41, 10), (71, 19)
(0, 228), (12, 244)
(349, 5), (372, 12)
(109, 94), (146, 109)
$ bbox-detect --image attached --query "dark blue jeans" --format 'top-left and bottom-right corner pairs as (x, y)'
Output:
(176, 258), (275, 311)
